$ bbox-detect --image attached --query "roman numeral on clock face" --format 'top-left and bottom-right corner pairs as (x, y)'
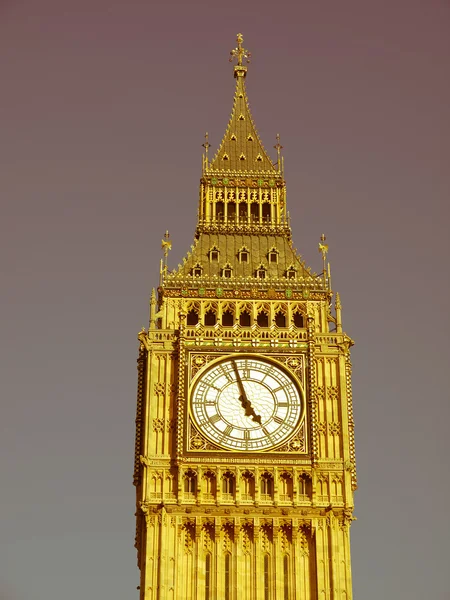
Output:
(224, 425), (233, 436)
(210, 414), (221, 425)
(273, 416), (284, 425)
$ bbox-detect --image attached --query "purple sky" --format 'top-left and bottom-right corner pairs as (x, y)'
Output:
(1, 1), (450, 599)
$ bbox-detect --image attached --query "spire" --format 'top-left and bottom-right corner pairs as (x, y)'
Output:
(208, 34), (277, 174)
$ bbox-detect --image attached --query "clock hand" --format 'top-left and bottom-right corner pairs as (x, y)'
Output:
(231, 361), (262, 424)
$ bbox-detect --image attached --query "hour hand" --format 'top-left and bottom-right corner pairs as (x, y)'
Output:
(239, 395), (262, 423)
(232, 362), (262, 424)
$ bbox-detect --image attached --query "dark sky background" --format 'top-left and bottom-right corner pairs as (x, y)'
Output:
(1, 1), (450, 599)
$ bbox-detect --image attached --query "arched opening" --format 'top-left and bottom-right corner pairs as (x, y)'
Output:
(250, 202), (259, 222)
(293, 312), (304, 327)
(204, 309), (216, 327)
(239, 310), (251, 327)
(256, 267), (266, 279)
(275, 311), (286, 327)
(222, 473), (235, 496)
(257, 312), (269, 328)
(227, 201), (236, 221)
(264, 554), (270, 600)
(203, 472), (216, 499)
(184, 470), (197, 495)
(283, 555), (289, 600)
(279, 473), (293, 501)
(225, 554), (231, 600)
(261, 474), (273, 499)
(205, 554), (211, 600)
(216, 201), (224, 221)
(187, 309), (199, 326)
(262, 202), (271, 222)
(298, 474), (312, 498)
(241, 472), (255, 501)
(222, 309), (234, 327)
(239, 203), (248, 220)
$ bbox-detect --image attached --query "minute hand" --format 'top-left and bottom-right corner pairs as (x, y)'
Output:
(231, 361), (262, 424)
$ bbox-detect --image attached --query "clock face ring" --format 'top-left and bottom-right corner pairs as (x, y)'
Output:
(190, 356), (303, 451)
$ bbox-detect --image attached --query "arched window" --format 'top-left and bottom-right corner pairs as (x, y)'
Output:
(257, 311), (269, 327)
(184, 470), (196, 495)
(192, 264), (203, 277)
(264, 554), (270, 600)
(239, 203), (248, 219)
(225, 554), (231, 600)
(250, 202), (259, 222)
(268, 248), (279, 263)
(279, 473), (293, 501)
(203, 472), (216, 500)
(187, 309), (199, 326)
(205, 554), (211, 600)
(275, 311), (286, 328)
(238, 247), (249, 263)
(262, 202), (271, 222)
(222, 265), (233, 278)
(299, 474), (311, 497)
(216, 201), (224, 220)
(227, 201), (236, 221)
(222, 473), (235, 496)
(222, 309), (234, 327)
(256, 266), (266, 279)
(204, 309), (216, 327)
(239, 310), (251, 327)
(209, 247), (219, 262)
(241, 472), (255, 501)
(261, 474), (273, 498)
(283, 555), (289, 600)
(293, 312), (304, 327)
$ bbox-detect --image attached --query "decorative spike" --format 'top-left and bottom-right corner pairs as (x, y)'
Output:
(229, 33), (251, 67)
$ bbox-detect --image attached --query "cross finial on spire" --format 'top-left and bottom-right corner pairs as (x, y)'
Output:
(202, 132), (210, 153)
(274, 133), (283, 171)
(229, 33), (251, 66)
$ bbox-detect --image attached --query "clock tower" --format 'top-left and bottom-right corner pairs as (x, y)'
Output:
(134, 34), (357, 600)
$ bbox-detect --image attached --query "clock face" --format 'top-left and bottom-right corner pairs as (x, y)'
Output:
(190, 356), (303, 451)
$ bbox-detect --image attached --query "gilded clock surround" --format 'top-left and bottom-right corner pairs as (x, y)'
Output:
(188, 354), (305, 453)
(134, 34), (356, 600)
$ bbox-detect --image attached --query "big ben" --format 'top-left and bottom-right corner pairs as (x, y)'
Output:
(134, 33), (357, 600)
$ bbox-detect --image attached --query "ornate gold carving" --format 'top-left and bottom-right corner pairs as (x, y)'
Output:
(166, 418), (177, 432)
(181, 521), (195, 554)
(202, 522), (214, 552)
(260, 523), (272, 552)
(222, 522), (234, 552)
(298, 528), (310, 556)
(190, 353), (216, 377)
(316, 386), (325, 402)
(189, 421), (223, 451)
(329, 422), (341, 436)
(154, 382), (165, 395)
(133, 348), (145, 486)
(317, 422), (327, 435)
(327, 386), (339, 401)
(276, 422), (306, 453)
(280, 524), (292, 553)
(153, 418), (164, 433)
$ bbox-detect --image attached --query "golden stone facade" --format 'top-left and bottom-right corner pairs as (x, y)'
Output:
(134, 34), (356, 600)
